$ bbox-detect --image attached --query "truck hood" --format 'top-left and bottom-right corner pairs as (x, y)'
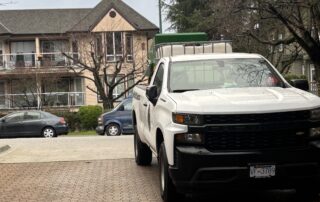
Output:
(168, 87), (320, 114)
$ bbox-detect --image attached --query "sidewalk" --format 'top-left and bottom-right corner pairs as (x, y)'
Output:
(0, 145), (10, 154)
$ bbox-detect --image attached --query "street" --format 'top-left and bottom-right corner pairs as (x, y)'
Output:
(0, 136), (318, 202)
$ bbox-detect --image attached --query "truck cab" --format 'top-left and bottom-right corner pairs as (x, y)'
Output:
(132, 34), (320, 202)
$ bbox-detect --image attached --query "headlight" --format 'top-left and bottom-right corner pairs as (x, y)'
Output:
(172, 113), (203, 125)
(175, 133), (204, 144)
(311, 109), (320, 120)
(98, 116), (103, 125)
(310, 127), (320, 138)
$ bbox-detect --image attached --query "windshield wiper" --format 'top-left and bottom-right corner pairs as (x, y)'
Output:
(172, 89), (200, 93)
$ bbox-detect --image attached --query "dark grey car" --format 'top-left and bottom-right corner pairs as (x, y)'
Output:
(0, 111), (68, 138)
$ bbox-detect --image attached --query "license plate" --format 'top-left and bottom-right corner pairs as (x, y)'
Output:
(250, 165), (276, 178)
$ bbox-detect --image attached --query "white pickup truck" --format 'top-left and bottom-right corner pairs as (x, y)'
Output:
(132, 51), (320, 201)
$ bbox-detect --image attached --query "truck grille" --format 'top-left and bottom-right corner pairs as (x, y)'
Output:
(205, 130), (309, 151)
(204, 111), (310, 124)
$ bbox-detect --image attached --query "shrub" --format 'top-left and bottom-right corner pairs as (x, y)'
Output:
(78, 105), (103, 130)
(283, 74), (307, 82)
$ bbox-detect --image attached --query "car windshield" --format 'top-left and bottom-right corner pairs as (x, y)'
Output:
(169, 58), (285, 92)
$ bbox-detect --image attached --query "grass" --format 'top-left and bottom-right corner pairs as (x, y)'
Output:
(66, 130), (98, 136)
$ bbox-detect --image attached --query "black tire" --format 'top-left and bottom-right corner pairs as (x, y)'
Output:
(42, 127), (56, 138)
(159, 143), (183, 202)
(296, 187), (320, 201)
(105, 123), (121, 136)
(134, 126), (152, 166)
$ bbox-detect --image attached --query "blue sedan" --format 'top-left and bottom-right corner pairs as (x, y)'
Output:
(96, 98), (133, 136)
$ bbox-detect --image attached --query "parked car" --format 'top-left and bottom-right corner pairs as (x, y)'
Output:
(0, 111), (68, 138)
(96, 97), (133, 136)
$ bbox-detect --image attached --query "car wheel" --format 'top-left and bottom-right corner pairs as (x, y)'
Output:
(159, 143), (183, 202)
(42, 127), (56, 138)
(105, 123), (121, 136)
(134, 125), (152, 166)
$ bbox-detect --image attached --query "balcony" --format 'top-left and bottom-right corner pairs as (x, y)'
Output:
(0, 92), (85, 109)
(0, 52), (78, 69)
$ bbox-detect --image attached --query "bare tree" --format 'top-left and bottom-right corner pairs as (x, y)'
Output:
(62, 32), (148, 109)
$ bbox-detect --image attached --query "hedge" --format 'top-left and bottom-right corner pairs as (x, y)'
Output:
(78, 105), (103, 130)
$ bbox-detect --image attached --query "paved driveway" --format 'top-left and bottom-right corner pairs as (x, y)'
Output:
(0, 136), (319, 202)
(0, 136), (134, 163)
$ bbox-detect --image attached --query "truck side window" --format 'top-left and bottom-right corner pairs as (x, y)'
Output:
(152, 64), (164, 97)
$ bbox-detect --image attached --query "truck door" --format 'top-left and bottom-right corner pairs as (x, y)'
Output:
(145, 63), (165, 147)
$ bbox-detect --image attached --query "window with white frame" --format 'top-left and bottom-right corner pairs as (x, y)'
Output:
(105, 32), (133, 62)
(125, 34), (133, 61)
(106, 32), (123, 61)
(278, 33), (283, 52)
(107, 75), (125, 101)
(0, 42), (3, 67)
(0, 81), (5, 106)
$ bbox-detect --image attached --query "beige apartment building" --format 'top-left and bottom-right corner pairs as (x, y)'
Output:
(0, 0), (158, 111)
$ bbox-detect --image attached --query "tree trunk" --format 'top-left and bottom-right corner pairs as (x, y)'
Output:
(314, 62), (320, 96)
(102, 99), (113, 111)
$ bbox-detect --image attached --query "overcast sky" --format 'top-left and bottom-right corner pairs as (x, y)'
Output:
(0, 0), (172, 32)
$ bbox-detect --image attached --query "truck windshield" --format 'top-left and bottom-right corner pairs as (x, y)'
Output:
(169, 58), (285, 92)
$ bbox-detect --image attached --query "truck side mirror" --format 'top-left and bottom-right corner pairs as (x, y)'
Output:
(290, 79), (309, 92)
(118, 105), (125, 111)
(146, 85), (158, 104)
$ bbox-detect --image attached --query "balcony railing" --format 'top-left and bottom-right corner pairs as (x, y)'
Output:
(0, 52), (79, 69)
(0, 92), (85, 109)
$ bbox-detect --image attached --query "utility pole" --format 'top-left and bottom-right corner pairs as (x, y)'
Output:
(158, 0), (162, 33)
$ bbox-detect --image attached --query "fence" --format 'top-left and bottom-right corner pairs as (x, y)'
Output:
(0, 92), (85, 109)
(0, 52), (79, 69)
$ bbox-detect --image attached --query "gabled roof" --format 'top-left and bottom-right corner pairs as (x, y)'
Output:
(71, 0), (159, 32)
(0, 9), (91, 35)
(0, 0), (158, 35)
(0, 23), (10, 35)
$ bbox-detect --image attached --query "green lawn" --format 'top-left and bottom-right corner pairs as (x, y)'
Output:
(67, 130), (98, 136)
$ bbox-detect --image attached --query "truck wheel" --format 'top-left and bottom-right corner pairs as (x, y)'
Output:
(134, 126), (152, 166)
(105, 123), (121, 136)
(159, 143), (183, 202)
(296, 187), (319, 201)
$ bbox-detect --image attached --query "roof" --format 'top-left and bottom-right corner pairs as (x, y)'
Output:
(168, 53), (263, 62)
(0, 0), (158, 35)
(71, 0), (158, 32)
(0, 9), (91, 34)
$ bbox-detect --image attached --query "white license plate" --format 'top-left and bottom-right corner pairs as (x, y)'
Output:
(250, 165), (276, 178)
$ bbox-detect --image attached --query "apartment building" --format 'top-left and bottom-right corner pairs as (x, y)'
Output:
(0, 0), (158, 111)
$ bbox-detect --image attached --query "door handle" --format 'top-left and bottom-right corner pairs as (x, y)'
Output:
(143, 103), (148, 107)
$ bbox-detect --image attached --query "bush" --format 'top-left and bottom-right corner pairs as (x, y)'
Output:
(283, 74), (307, 82)
(78, 105), (103, 130)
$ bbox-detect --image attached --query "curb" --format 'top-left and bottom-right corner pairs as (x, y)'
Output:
(0, 145), (10, 154)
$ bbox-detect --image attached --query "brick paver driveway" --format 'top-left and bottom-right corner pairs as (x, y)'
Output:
(0, 136), (318, 202)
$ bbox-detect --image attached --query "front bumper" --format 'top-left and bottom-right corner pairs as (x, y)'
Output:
(96, 126), (105, 135)
(169, 143), (320, 194)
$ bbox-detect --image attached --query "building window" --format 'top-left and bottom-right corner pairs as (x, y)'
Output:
(105, 32), (133, 62)
(0, 81), (5, 106)
(106, 32), (123, 62)
(0, 42), (3, 67)
(72, 41), (79, 63)
(278, 34), (283, 52)
(125, 34), (133, 61)
(95, 34), (102, 57)
(107, 75), (125, 101)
